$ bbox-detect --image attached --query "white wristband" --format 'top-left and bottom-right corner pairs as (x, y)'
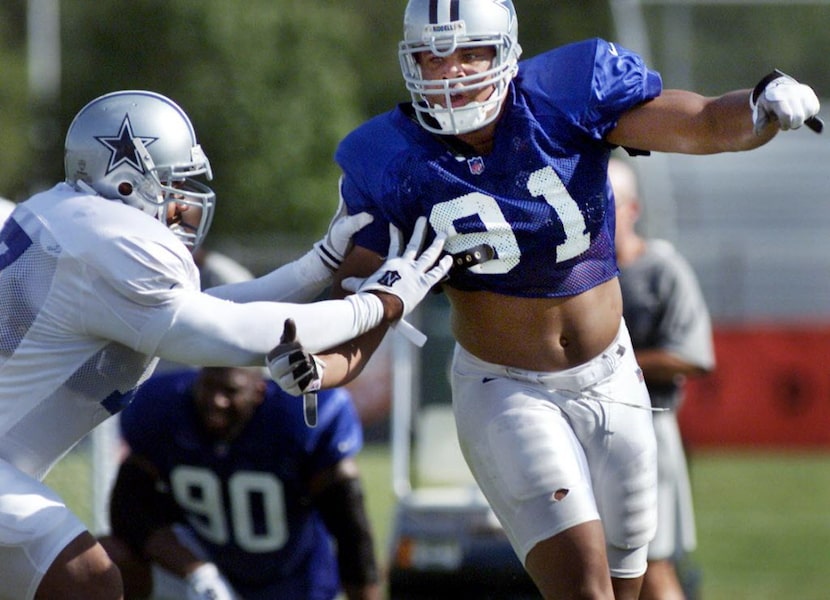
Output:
(186, 563), (236, 600)
(293, 248), (334, 287)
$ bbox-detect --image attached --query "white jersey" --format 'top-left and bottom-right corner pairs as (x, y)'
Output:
(0, 183), (201, 480)
(0, 184), (391, 481)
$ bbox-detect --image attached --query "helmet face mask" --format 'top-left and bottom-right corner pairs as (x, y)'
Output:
(399, 0), (522, 135)
(64, 90), (216, 248)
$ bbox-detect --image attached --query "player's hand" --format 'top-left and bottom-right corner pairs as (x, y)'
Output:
(342, 216), (453, 319)
(313, 194), (374, 271)
(266, 319), (325, 396)
(750, 70), (821, 135)
(186, 563), (237, 600)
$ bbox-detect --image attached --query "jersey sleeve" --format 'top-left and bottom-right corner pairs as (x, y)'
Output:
(519, 38), (663, 141)
(338, 173), (392, 256)
(78, 231), (203, 353)
(93, 234), (199, 303)
(335, 111), (412, 257)
(74, 201), (387, 365)
(651, 241), (715, 371)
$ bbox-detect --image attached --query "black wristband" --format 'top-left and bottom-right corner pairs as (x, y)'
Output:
(751, 69), (787, 105)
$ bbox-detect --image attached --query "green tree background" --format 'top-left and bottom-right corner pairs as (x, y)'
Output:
(1, 1), (826, 255)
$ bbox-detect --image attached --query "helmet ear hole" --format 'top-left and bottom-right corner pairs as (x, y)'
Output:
(118, 182), (133, 196)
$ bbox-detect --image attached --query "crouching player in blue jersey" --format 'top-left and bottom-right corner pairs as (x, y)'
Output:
(98, 366), (380, 600)
(266, 1), (822, 599)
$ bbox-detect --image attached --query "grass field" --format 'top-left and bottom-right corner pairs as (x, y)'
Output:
(47, 444), (830, 599)
(682, 449), (830, 600)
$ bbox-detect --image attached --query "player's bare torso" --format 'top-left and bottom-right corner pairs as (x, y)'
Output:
(446, 278), (622, 371)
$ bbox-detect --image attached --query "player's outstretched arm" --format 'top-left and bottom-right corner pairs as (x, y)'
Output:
(206, 195), (373, 304)
(151, 218), (449, 369)
(267, 217), (452, 391)
(750, 69), (822, 135)
(608, 71), (820, 155)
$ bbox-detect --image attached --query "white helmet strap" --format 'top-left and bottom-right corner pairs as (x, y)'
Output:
(132, 137), (155, 173)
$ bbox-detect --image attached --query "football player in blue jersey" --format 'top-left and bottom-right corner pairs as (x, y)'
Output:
(99, 366), (380, 600)
(266, 1), (821, 599)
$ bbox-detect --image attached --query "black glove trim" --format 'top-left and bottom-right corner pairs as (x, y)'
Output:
(750, 69), (824, 133)
(751, 69), (788, 106)
(314, 241), (341, 271)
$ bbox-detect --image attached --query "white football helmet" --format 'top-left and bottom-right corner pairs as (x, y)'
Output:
(399, 0), (522, 135)
(64, 90), (215, 248)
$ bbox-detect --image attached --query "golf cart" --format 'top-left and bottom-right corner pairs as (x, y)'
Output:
(385, 294), (540, 599)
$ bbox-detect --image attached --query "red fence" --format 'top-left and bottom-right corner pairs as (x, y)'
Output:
(679, 324), (830, 448)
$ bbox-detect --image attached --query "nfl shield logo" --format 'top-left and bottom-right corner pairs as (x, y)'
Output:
(467, 156), (485, 175)
(378, 270), (402, 287)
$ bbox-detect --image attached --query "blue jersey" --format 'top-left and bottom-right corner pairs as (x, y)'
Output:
(336, 38), (662, 298)
(120, 371), (364, 600)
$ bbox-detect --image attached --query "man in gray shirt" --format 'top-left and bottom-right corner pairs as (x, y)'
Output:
(610, 157), (715, 600)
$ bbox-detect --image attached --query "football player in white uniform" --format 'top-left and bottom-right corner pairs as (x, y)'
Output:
(266, 1), (821, 599)
(0, 90), (451, 600)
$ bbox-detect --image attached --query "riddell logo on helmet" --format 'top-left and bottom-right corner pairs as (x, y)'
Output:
(425, 22), (465, 34)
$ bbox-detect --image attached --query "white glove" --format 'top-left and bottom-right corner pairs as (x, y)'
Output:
(750, 69), (821, 135)
(342, 216), (453, 318)
(266, 318), (325, 396)
(313, 194), (374, 271)
(186, 563), (237, 600)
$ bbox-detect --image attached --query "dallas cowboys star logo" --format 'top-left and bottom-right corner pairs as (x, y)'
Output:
(95, 114), (158, 175)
